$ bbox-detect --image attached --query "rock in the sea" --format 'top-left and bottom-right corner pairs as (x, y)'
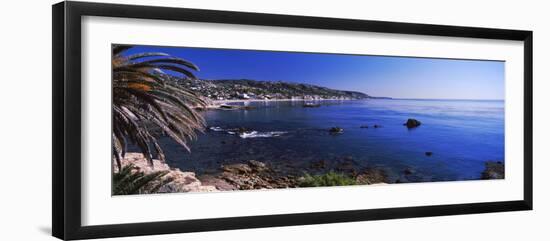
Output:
(373, 124), (382, 128)
(425, 151), (433, 156)
(115, 153), (217, 193)
(481, 161), (504, 179)
(360, 125), (369, 128)
(237, 127), (251, 134)
(329, 127), (344, 134)
(404, 118), (421, 128)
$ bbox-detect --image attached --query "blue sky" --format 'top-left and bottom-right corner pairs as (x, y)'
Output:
(123, 45), (505, 100)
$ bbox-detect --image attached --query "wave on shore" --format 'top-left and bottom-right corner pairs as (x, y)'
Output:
(238, 131), (287, 138)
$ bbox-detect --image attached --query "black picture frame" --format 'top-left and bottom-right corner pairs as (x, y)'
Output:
(52, 1), (533, 240)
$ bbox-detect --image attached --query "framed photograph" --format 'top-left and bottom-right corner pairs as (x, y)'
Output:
(52, 1), (533, 240)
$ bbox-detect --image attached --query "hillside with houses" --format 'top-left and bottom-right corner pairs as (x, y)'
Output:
(170, 76), (376, 101)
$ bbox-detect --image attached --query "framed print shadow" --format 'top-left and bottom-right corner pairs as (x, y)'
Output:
(52, 1), (533, 240)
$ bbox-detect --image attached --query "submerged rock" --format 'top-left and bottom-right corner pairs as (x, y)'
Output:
(425, 151), (433, 156)
(481, 161), (504, 179)
(335, 160), (357, 175)
(309, 160), (327, 169)
(360, 125), (369, 128)
(404, 118), (421, 128)
(373, 124), (382, 128)
(403, 168), (415, 175)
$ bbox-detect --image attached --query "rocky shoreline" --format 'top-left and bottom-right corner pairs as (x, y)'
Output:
(115, 153), (217, 193)
(115, 153), (505, 194)
(481, 161), (505, 179)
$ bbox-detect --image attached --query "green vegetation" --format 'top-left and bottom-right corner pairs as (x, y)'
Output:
(112, 164), (173, 195)
(111, 45), (206, 170)
(298, 171), (357, 187)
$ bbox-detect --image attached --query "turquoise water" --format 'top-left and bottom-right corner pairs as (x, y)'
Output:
(160, 99), (504, 183)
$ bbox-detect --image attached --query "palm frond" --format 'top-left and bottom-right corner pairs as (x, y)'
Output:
(112, 164), (172, 195)
(111, 45), (206, 168)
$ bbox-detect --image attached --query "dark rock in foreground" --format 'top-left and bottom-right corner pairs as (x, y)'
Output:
(404, 118), (422, 128)
(217, 161), (299, 190)
(425, 151), (433, 156)
(481, 161), (504, 179)
(199, 175), (238, 191)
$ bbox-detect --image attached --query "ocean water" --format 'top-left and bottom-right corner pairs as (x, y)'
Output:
(159, 99), (504, 182)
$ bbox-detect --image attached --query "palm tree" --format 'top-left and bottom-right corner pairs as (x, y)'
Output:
(112, 45), (207, 170)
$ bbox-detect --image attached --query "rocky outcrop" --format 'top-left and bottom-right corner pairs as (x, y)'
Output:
(329, 127), (344, 134)
(213, 160), (299, 190)
(115, 153), (217, 193)
(355, 168), (388, 184)
(118, 154), (392, 193)
(481, 161), (504, 179)
(404, 119), (421, 128)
